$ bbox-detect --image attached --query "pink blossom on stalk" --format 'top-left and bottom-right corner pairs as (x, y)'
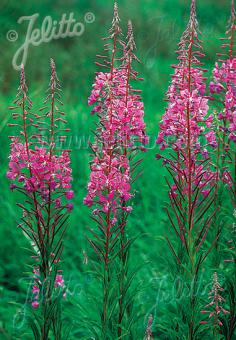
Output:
(85, 13), (148, 219)
(31, 267), (40, 308)
(88, 68), (147, 146)
(156, 0), (217, 202)
(84, 6), (148, 337)
(32, 284), (40, 294)
(7, 61), (72, 325)
(85, 68), (147, 216)
(55, 274), (64, 288)
(54, 198), (61, 208)
(84, 153), (131, 214)
(66, 203), (74, 212)
(201, 272), (229, 327)
(209, 1), (236, 205)
(157, 67), (211, 152)
(7, 140), (73, 199)
(205, 131), (217, 148)
(209, 81), (224, 94)
(210, 59), (236, 143)
(210, 0), (236, 143)
(65, 190), (74, 200)
(201, 189), (210, 198)
(155, 15), (220, 335)
(32, 300), (39, 309)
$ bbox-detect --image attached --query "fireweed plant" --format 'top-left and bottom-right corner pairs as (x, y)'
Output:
(209, 0), (236, 241)
(4, 2), (235, 340)
(156, 0), (223, 338)
(208, 1), (236, 338)
(210, 0), (236, 207)
(83, 3), (148, 339)
(7, 60), (73, 339)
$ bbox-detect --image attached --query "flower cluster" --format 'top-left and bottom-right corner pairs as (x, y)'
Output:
(155, 8), (222, 339)
(210, 58), (236, 143)
(7, 60), (72, 332)
(7, 138), (73, 202)
(84, 8), (148, 337)
(209, 2), (235, 203)
(85, 67), (147, 215)
(201, 272), (229, 326)
(84, 153), (131, 213)
(157, 66), (215, 150)
(156, 0), (217, 200)
(88, 69), (147, 145)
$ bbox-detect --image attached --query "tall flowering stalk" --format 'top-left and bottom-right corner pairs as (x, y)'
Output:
(201, 272), (229, 339)
(156, 1), (218, 338)
(117, 20), (148, 338)
(209, 3), (236, 338)
(7, 61), (73, 339)
(210, 0), (236, 206)
(84, 3), (147, 338)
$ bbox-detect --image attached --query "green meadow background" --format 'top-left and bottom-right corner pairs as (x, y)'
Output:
(0, 0), (232, 338)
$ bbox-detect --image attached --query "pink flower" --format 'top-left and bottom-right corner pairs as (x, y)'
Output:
(66, 203), (74, 212)
(205, 131), (217, 148)
(170, 190), (178, 199)
(65, 190), (74, 200)
(32, 285), (40, 294)
(9, 183), (17, 190)
(209, 81), (223, 94)
(123, 206), (133, 213)
(55, 274), (64, 288)
(54, 199), (61, 208)
(32, 300), (39, 309)
(111, 217), (117, 225)
(210, 58), (236, 145)
(202, 189), (210, 198)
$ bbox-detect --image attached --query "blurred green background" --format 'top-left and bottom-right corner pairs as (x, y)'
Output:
(0, 0), (231, 338)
